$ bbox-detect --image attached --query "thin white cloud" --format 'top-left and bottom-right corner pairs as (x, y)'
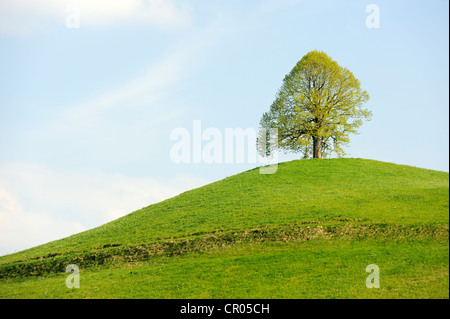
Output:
(256, 0), (303, 15)
(61, 50), (190, 126)
(49, 20), (223, 137)
(0, 162), (208, 256)
(0, 186), (87, 256)
(0, 0), (193, 35)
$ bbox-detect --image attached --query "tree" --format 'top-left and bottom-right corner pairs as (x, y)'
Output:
(258, 50), (372, 159)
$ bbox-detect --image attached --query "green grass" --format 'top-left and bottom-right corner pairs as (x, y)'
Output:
(0, 158), (448, 298)
(1, 239), (447, 299)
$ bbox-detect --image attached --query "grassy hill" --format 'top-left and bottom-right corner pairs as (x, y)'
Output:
(0, 158), (448, 298)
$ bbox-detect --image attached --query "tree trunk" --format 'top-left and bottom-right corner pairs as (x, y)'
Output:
(313, 137), (322, 159)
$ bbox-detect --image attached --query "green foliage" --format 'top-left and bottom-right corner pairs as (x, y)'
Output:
(258, 50), (372, 158)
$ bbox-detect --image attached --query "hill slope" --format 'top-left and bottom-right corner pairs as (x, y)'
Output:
(0, 158), (448, 298)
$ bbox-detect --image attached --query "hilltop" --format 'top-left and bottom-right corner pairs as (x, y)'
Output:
(0, 158), (448, 298)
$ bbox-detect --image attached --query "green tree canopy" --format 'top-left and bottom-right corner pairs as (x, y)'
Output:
(258, 50), (372, 159)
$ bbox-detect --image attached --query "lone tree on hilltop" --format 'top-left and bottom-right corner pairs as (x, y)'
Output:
(258, 50), (372, 159)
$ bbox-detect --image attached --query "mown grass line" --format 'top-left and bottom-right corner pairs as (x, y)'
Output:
(1, 222), (447, 279)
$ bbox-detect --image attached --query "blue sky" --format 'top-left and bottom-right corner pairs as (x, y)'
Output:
(0, 0), (448, 255)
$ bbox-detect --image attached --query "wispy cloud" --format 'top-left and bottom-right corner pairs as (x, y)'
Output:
(0, 0), (193, 35)
(0, 184), (86, 256)
(49, 19), (223, 137)
(60, 45), (194, 126)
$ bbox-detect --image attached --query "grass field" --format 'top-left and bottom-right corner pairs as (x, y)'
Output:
(0, 158), (448, 298)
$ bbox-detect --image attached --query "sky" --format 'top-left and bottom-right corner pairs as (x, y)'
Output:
(0, 0), (448, 256)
